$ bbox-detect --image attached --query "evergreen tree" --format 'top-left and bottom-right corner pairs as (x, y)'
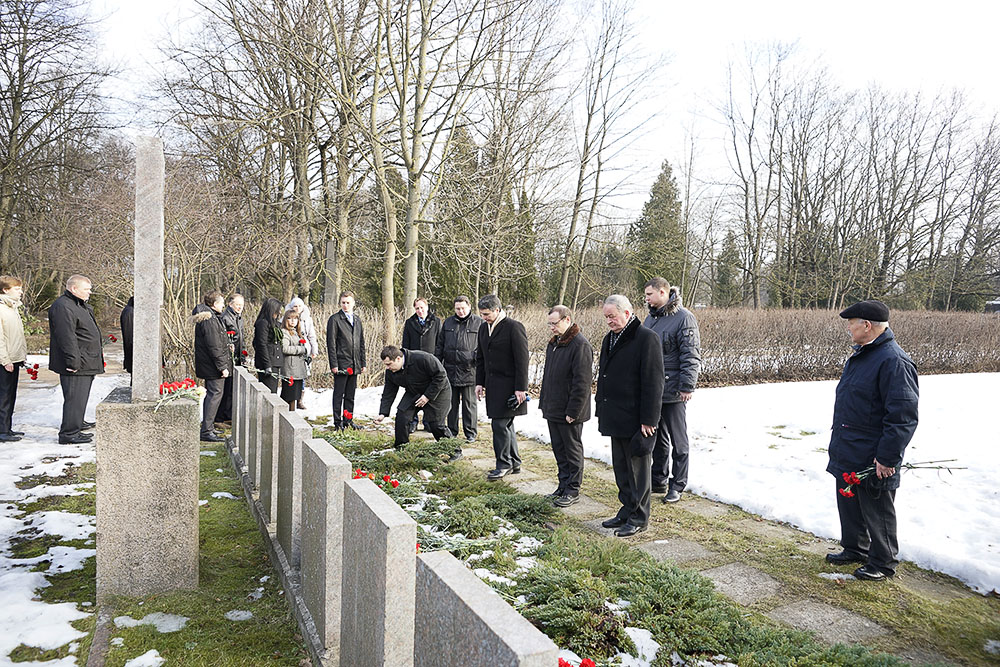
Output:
(631, 160), (687, 289)
(714, 229), (742, 307)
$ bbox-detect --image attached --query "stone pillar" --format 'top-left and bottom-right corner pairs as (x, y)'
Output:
(96, 387), (200, 600)
(234, 366), (253, 461)
(132, 136), (164, 401)
(276, 411), (311, 570)
(247, 381), (265, 489)
(301, 439), (351, 662)
(259, 392), (287, 524)
(340, 479), (416, 666)
(415, 551), (559, 666)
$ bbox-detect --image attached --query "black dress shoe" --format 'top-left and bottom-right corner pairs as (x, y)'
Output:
(663, 490), (682, 503)
(553, 494), (580, 508)
(486, 468), (511, 480)
(545, 488), (564, 500)
(447, 449), (463, 462)
(9, 430), (24, 436)
(200, 434), (225, 443)
(510, 466), (521, 474)
(58, 435), (91, 445)
(0, 433), (22, 442)
(615, 524), (647, 538)
(853, 564), (891, 581)
(81, 420), (96, 430)
(601, 517), (626, 529)
(651, 484), (667, 494)
(825, 551), (866, 566)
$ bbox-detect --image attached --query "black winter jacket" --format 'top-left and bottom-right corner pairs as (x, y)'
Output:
(222, 306), (246, 366)
(642, 287), (701, 403)
(48, 291), (105, 375)
(326, 310), (366, 371)
(475, 315), (529, 418)
(120, 297), (134, 374)
(401, 313), (440, 354)
(192, 304), (232, 380)
(253, 317), (282, 371)
(826, 328), (919, 490)
(539, 324), (593, 423)
(379, 350), (452, 416)
(595, 317), (664, 438)
(435, 313), (483, 386)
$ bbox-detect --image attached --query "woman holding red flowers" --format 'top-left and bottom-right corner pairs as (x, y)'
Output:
(0, 276), (27, 442)
(279, 308), (309, 411)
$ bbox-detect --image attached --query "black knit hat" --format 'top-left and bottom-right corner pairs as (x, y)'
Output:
(839, 300), (889, 322)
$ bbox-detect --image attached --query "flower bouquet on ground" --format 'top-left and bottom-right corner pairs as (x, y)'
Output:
(155, 377), (206, 411)
(839, 459), (965, 498)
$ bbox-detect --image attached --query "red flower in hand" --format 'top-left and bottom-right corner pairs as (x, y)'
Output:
(343, 410), (353, 420)
(580, 660), (597, 667)
(345, 367), (354, 375)
(849, 471), (861, 485)
(109, 334), (118, 342)
(226, 330), (236, 335)
(299, 338), (307, 345)
(241, 350), (248, 356)
(838, 487), (855, 498)
(288, 378), (294, 386)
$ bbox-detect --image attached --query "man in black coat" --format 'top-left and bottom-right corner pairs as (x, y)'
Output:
(326, 291), (366, 430)
(435, 295), (483, 450)
(595, 294), (664, 537)
(191, 290), (232, 442)
(475, 294), (529, 480)
(217, 293), (246, 422)
(401, 296), (441, 433)
(825, 300), (919, 582)
(642, 277), (701, 503)
(539, 305), (593, 507)
(374, 346), (453, 447)
(120, 296), (134, 376)
(48, 275), (105, 445)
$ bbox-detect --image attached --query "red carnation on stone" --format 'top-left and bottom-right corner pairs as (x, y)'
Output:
(579, 660), (596, 667)
(33, 364), (39, 369)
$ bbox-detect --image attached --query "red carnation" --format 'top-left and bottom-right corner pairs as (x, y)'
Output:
(838, 488), (855, 498)
(391, 479), (400, 488)
(383, 474), (391, 482)
(343, 410), (353, 420)
(226, 330), (235, 335)
(416, 542), (421, 553)
(33, 364), (39, 369)
(346, 367), (354, 375)
(109, 334), (118, 342)
(299, 338), (306, 344)
(580, 660), (597, 667)
(288, 378), (294, 386)
(241, 350), (248, 356)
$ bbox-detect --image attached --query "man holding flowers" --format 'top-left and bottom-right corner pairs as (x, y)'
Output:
(826, 300), (919, 581)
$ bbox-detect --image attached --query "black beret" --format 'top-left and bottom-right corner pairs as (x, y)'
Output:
(839, 299), (889, 321)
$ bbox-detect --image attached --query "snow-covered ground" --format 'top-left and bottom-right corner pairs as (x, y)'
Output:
(0, 356), (128, 666)
(310, 373), (1000, 595)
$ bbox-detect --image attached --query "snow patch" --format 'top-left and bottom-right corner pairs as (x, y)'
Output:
(200, 450), (217, 456)
(473, 568), (516, 586)
(616, 627), (660, 666)
(224, 610), (254, 621)
(123, 649), (165, 667)
(985, 639), (1000, 655)
(211, 492), (238, 499)
(817, 572), (856, 582)
(114, 612), (189, 633)
(110, 637), (124, 647)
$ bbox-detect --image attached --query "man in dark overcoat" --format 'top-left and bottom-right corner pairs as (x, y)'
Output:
(401, 296), (441, 433)
(48, 275), (105, 445)
(595, 294), (663, 537)
(217, 293), (246, 423)
(326, 290), (366, 430)
(435, 295), (483, 452)
(475, 294), (529, 480)
(375, 346), (453, 447)
(826, 300), (918, 581)
(120, 296), (134, 377)
(642, 277), (701, 503)
(539, 305), (593, 507)
(191, 290), (232, 442)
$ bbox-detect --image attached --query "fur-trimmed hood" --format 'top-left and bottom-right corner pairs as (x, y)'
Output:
(549, 322), (581, 347)
(649, 286), (682, 317)
(189, 303), (214, 326)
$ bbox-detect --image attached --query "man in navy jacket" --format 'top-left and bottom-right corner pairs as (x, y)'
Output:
(826, 299), (918, 581)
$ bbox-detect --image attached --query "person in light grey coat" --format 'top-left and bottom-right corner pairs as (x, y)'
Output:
(642, 277), (701, 503)
(279, 309), (309, 410)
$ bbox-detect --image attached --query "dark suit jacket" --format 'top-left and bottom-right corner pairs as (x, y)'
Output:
(401, 313), (440, 354)
(48, 291), (105, 375)
(379, 350), (452, 416)
(595, 317), (664, 438)
(475, 315), (529, 418)
(326, 310), (366, 371)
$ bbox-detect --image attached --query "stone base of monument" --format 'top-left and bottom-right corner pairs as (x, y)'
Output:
(95, 386), (200, 600)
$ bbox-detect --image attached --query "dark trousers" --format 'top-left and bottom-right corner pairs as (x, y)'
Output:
(218, 373), (234, 421)
(393, 400), (453, 447)
(59, 374), (94, 440)
(448, 384), (477, 440)
(836, 477), (899, 575)
(548, 420), (584, 496)
(332, 374), (357, 425)
(652, 401), (689, 491)
(490, 417), (520, 471)
(258, 369), (279, 393)
(611, 436), (651, 528)
(0, 362), (21, 433)
(201, 377), (225, 437)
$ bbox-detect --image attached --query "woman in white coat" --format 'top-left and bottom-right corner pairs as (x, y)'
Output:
(286, 297), (318, 409)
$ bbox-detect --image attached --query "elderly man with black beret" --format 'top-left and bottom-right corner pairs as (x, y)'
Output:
(825, 299), (919, 581)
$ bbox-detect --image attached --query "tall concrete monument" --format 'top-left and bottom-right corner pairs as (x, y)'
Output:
(96, 136), (200, 600)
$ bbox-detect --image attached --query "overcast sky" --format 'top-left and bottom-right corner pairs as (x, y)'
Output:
(89, 0), (1000, 216)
